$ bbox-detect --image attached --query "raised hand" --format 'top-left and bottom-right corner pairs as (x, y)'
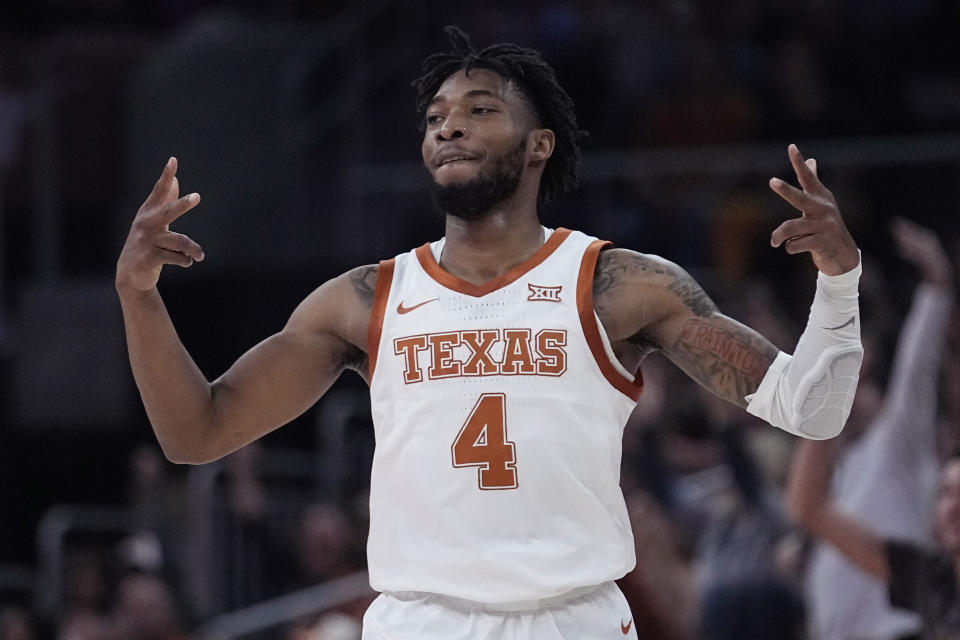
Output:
(116, 157), (205, 293)
(769, 144), (859, 276)
(890, 217), (953, 287)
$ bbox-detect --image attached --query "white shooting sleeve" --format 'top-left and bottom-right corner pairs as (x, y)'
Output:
(745, 255), (863, 439)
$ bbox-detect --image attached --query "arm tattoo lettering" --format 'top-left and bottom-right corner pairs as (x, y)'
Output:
(680, 321), (772, 380)
(672, 318), (778, 406)
(350, 265), (378, 308)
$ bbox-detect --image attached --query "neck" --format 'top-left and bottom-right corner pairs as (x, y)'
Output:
(440, 186), (545, 286)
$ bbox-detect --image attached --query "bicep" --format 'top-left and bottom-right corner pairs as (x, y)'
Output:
(210, 328), (353, 440)
(204, 272), (369, 458)
(595, 249), (779, 407)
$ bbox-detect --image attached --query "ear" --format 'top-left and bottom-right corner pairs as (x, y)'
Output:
(528, 128), (555, 162)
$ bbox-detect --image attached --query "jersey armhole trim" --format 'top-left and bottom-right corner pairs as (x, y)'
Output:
(576, 240), (644, 402)
(367, 258), (395, 382)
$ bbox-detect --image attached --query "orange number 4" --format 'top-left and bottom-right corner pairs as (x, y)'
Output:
(451, 393), (518, 490)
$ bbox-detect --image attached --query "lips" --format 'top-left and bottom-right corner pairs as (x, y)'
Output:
(435, 147), (480, 167)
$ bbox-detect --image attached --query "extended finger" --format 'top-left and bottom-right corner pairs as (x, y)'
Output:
(152, 246), (194, 268)
(143, 157), (178, 209)
(769, 176), (817, 214)
(788, 144), (821, 194)
(806, 158), (817, 176)
(166, 175), (180, 202)
(153, 231), (205, 262)
(152, 192), (201, 225)
(771, 217), (819, 248)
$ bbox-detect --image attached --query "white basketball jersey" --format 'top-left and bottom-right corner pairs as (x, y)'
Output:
(366, 227), (642, 604)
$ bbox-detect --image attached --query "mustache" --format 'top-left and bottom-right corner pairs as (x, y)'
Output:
(426, 140), (526, 220)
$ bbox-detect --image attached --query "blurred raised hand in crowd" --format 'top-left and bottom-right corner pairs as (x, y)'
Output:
(789, 218), (955, 640)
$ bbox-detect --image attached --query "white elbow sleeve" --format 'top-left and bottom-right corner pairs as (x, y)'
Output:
(746, 256), (864, 439)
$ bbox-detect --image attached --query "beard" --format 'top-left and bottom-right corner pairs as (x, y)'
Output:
(427, 138), (526, 220)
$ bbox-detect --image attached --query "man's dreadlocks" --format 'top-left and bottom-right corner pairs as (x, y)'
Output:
(412, 25), (587, 204)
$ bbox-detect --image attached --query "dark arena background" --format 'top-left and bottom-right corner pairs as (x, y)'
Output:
(1, 1), (960, 639)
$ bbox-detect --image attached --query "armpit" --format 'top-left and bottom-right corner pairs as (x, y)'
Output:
(339, 342), (369, 377)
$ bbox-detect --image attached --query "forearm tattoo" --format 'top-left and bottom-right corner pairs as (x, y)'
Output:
(350, 265), (378, 308)
(673, 318), (776, 405)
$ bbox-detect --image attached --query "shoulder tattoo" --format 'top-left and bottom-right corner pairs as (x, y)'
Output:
(593, 249), (718, 319)
(349, 265), (379, 308)
(593, 249), (668, 295)
(594, 249), (665, 318)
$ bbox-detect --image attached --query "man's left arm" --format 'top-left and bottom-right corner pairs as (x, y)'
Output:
(595, 249), (781, 405)
(597, 144), (862, 439)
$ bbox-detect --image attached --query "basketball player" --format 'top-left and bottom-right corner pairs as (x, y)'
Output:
(116, 27), (862, 639)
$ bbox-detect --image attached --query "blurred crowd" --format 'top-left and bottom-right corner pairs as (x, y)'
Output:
(2, 1), (960, 639)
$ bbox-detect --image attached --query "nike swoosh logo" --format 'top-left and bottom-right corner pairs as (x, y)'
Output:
(824, 316), (855, 331)
(397, 298), (438, 314)
(621, 619), (632, 635)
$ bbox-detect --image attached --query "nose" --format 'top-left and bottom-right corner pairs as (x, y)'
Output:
(436, 115), (468, 141)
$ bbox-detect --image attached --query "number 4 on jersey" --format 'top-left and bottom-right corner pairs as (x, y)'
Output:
(451, 393), (518, 490)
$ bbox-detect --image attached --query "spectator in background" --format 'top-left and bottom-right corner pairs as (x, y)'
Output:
(112, 573), (192, 640)
(288, 503), (355, 592)
(279, 502), (371, 640)
(788, 219), (955, 640)
(618, 492), (697, 640)
(790, 447), (960, 640)
(652, 392), (806, 640)
(620, 362), (806, 639)
(692, 395), (793, 588)
(699, 578), (806, 640)
(123, 445), (195, 619)
(128, 445), (183, 543)
(57, 552), (113, 640)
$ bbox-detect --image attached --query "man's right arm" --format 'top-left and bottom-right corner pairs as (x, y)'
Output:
(878, 218), (954, 447)
(785, 438), (891, 582)
(116, 157), (374, 464)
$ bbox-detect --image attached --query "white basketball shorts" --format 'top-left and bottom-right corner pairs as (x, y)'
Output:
(361, 580), (638, 640)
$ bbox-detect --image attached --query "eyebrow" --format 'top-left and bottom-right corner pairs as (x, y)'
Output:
(427, 89), (504, 108)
